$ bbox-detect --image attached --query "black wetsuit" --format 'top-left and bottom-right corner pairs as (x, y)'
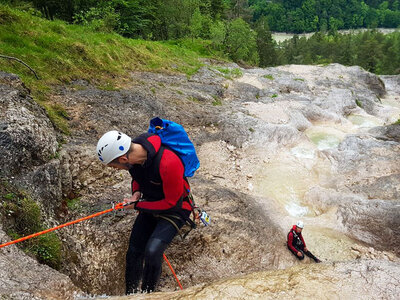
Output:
(125, 134), (192, 294)
(125, 211), (189, 293)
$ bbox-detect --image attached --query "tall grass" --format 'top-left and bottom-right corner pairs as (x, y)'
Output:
(0, 4), (220, 132)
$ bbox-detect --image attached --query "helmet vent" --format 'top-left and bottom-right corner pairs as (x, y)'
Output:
(117, 132), (122, 140)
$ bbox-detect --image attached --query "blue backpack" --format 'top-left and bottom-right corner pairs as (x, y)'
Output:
(148, 117), (200, 177)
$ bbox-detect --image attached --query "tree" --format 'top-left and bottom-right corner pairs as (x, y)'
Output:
(264, 2), (287, 32)
(224, 18), (259, 64)
(287, 8), (305, 33)
(110, 0), (158, 38)
(210, 20), (226, 50)
(210, 0), (227, 19)
(255, 16), (277, 67)
(302, 0), (318, 31)
(190, 8), (203, 39)
(356, 32), (383, 73)
(329, 16), (344, 31)
(158, 0), (200, 39)
(230, 0), (253, 21)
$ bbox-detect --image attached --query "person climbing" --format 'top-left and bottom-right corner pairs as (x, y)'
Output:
(287, 221), (321, 263)
(96, 130), (194, 294)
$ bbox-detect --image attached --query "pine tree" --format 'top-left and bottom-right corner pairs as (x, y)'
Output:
(255, 16), (277, 67)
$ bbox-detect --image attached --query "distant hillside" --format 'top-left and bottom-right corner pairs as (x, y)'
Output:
(251, 0), (400, 33)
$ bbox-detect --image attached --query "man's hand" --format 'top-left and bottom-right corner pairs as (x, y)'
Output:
(194, 210), (200, 225)
(297, 251), (303, 257)
(123, 191), (141, 209)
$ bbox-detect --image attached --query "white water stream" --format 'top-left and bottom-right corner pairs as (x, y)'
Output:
(240, 75), (400, 221)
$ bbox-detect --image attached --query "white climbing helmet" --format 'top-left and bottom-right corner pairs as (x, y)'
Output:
(296, 220), (304, 229)
(96, 131), (131, 164)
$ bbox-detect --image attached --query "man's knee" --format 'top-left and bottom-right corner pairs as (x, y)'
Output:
(144, 238), (168, 264)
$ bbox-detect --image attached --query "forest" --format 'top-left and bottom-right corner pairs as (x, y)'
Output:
(1, 0), (400, 74)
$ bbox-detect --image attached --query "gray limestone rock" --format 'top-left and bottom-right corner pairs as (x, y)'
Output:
(0, 72), (58, 177)
(0, 224), (81, 299)
(1, 63), (399, 298)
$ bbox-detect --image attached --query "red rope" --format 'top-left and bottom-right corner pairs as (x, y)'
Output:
(163, 253), (183, 290)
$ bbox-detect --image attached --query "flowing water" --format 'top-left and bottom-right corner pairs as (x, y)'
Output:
(237, 71), (400, 221)
(347, 113), (384, 128)
(253, 145), (331, 217)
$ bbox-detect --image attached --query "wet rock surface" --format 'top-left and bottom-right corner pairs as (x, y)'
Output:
(0, 63), (399, 299)
(0, 225), (80, 299)
(115, 260), (400, 300)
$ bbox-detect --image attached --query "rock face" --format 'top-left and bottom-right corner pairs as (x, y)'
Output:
(115, 260), (400, 300)
(0, 63), (399, 299)
(0, 225), (80, 299)
(0, 72), (58, 176)
(0, 72), (81, 299)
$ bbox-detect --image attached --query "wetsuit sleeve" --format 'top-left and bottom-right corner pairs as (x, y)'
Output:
(300, 234), (306, 248)
(135, 149), (185, 213)
(131, 180), (140, 194)
(287, 231), (298, 253)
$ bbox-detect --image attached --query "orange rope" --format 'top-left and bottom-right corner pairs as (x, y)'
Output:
(163, 253), (183, 290)
(0, 204), (123, 249)
(0, 202), (183, 290)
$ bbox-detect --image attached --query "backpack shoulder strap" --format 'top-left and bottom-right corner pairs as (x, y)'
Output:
(151, 145), (165, 181)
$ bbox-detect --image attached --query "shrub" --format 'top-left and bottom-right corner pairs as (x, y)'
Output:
(0, 183), (62, 269)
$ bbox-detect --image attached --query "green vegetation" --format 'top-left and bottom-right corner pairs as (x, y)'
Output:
(187, 96), (201, 102)
(0, 0), (398, 137)
(212, 95), (222, 106)
(271, 93), (278, 98)
(66, 197), (82, 211)
(0, 5), (212, 85)
(278, 30), (400, 75)
(393, 118), (400, 125)
(263, 74), (274, 80)
(7, 0), (400, 36)
(0, 182), (62, 269)
(0, 4), (224, 132)
(1, 1), (399, 99)
(251, 0), (400, 33)
(213, 66), (243, 79)
(356, 99), (363, 108)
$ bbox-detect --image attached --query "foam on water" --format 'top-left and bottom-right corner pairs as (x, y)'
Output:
(305, 126), (346, 150)
(285, 202), (309, 217)
(347, 114), (384, 128)
(290, 146), (315, 159)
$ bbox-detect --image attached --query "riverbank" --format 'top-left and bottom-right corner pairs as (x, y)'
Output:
(272, 28), (400, 43)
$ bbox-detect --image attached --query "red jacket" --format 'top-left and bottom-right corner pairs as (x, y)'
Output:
(287, 225), (306, 253)
(128, 133), (192, 213)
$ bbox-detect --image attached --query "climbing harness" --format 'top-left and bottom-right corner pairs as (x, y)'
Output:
(153, 192), (211, 241)
(0, 201), (184, 290)
(189, 192), (211, 227)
